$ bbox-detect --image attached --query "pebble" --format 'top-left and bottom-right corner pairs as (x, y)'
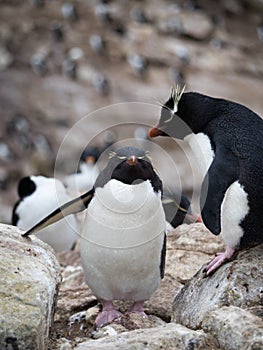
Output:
(86, 305), (100, 325)
(69, 311), (87, 326)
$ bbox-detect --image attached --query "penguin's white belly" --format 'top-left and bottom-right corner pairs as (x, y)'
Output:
(80, 179), (166, 301)
(184, 133), (214, 179)
(221, 181), (249, 248)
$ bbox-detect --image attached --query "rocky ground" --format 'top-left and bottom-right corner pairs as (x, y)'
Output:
(1, 0), (263, 349)
(1, 223), (262, 349)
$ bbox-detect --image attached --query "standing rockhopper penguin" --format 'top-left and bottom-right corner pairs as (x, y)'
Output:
(22, 147), (166, 327)
(150, 86), (263, 275)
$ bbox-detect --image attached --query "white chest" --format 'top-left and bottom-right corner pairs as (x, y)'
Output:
(221, 181), (249, 248)
(184, 133), (214, 179)
(82, 179), (165, 248)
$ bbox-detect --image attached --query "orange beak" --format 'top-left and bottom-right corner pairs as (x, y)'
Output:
(149, 125), (162, 138)
(85, 156), (95, 164)
(126, 155), (138, 166)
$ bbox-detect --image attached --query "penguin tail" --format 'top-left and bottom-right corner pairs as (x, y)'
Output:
(22, 188), (95, 237)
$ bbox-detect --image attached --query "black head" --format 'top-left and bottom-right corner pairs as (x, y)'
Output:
(18, 176), (36, 199)
(95, 146), (162, 194)
(149, 88), (217, 139)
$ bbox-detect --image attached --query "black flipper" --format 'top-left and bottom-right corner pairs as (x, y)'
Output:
(201, 147), (238, 235)
(22, 188), (95, 237)
(12, 200), (21, 226)
(160, 232), (166, 279)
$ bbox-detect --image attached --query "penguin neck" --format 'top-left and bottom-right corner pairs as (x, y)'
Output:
(178, 92), (219, 134)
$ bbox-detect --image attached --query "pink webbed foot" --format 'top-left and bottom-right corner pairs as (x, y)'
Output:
(95, 300), (122, 328)
(127, 301), (147, 318)
(205, 246), (236, 275)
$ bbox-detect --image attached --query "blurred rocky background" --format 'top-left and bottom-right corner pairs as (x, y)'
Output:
(1, 0), (263, 222)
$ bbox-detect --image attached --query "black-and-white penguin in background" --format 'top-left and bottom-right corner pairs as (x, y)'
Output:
(21, 147), (167, 328)
(162, 190), (201, 229)
(150, 86), (263, 275)
(63, 146), (100, 196)
(12, 176), (79, 252)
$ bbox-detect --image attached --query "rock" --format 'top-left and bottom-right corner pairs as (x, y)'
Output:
(167, 223), (225, 255)
(0, 223), (61, 350)
(172, 244), (263, 329)
(74, 323), (217, 350)
(144, 273), (182, 322)
(202, 306), (263, 350)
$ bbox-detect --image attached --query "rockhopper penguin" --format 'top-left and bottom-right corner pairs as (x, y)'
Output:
(149, 86), (263, 275)
(22, 147), (166, 327)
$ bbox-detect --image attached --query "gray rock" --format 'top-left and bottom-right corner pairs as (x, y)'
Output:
(202, 306), (263, 350)
(0, 224), (61, 350)
(172, 244), (263, 329)
(74, 323), (217, 350)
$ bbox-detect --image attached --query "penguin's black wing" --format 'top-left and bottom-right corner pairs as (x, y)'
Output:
(22, 188), (95, 237)
(12, 200), (21, 226)
(201, 147), (238, 235)
(160, 232), (166, 279)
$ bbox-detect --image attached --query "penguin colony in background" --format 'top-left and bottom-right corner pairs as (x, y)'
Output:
(150, 86), (263, 275)
(22, 146), (167, 327)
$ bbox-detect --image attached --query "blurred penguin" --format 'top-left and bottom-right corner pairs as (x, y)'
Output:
(64, 146), (100, 196)
(162, 190), (201, 231)
(12, 176), (79, 252)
